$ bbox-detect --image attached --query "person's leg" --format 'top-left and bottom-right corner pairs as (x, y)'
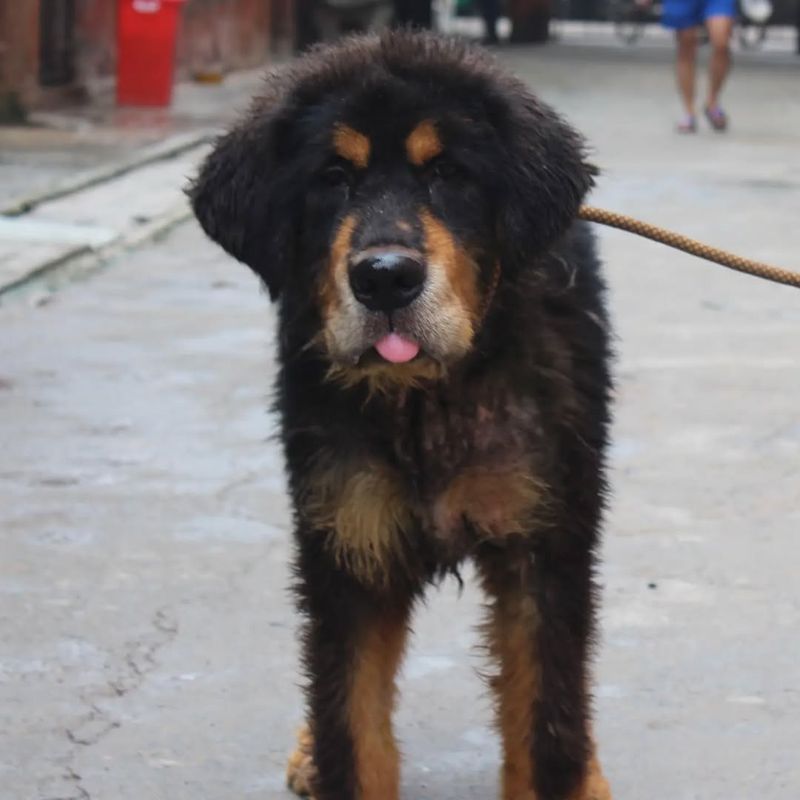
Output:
(480, 0), (501, 43)
(675, 26), (699, 118)
(313, 5), (340, 42)
(705, 14), (734, 110)
(393, 0), (432, 27)
(796, 0), (800, 55)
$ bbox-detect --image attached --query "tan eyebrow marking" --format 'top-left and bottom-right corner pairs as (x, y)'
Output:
(405, 120), (443, 166)
(332, 124), (370, 169)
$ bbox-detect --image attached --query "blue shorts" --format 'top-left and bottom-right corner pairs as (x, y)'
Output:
(662, 0), (736, 29)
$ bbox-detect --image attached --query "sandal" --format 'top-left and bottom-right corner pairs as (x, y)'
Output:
(676, 114), (697, 134)
(704, 105), (728, 132)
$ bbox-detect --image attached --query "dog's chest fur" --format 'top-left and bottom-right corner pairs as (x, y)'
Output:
(395, 380), (548, 539)
(299, 368), (548, 580)
(286, 258), (602, 585)
(302, 373), (552, 583)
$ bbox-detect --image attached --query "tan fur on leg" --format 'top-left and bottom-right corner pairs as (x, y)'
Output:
(482, 588), (541, 800)
(348, 614), (408, 800)
(570, 753), (612, 800)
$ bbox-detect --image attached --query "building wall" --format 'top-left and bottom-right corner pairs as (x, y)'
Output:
(74, 0), (116, 81)
(0, 0), (41, 119)
(0, 0), (290, 116)
(75, 0), (280, 81)
(178, 0), (273, 76)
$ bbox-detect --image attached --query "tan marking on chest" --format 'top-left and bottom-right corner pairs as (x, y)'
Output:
(433, 467), (545, 539)
(303, 462), (412, 585)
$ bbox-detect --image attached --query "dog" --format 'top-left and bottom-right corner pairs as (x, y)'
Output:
(190, 30), (612, 800)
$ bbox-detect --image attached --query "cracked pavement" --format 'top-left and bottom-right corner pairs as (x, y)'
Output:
(1, 43), (799, 800)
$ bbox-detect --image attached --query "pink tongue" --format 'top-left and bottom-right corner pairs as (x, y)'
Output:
(374, 333), (420, 364)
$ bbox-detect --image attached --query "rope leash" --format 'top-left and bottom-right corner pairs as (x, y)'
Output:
(578, 206), (800, 290)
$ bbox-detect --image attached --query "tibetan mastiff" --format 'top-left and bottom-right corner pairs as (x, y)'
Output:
(191, 30), (612, 800)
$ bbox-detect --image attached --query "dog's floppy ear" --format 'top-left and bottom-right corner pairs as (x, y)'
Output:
(496, 86), (596, 268)
(189, 107), (295, 300)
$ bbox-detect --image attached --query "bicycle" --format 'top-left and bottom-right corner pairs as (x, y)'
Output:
(609, 0), (770, 47)
(737, 0), (772, 48)
(609, 0), (662, 44)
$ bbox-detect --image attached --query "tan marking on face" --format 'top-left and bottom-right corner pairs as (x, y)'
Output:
(420, 209), (481, 350)
(333, 123), (370, 169)
(302, 458), (413, 586)
(320, 218), (449, 395)
(396, 220), (412, 233)
(348, 614), (408, 800)
(405, 120), (443, 166)
(318, 211), (482, 386)
(434, 466), (545, 539)
(318, 213), (357, 325)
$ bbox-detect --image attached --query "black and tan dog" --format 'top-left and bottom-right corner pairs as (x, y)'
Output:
(191, 30), (612, 800)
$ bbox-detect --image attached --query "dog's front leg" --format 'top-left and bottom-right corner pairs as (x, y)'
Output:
(477, 537), (611, 800)
(526, 537), (610, 800)
(291, 533), (412, 800)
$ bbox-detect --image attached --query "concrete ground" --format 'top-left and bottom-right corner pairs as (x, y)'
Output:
(0, 68), (266, 211)
(1, 43), (799, 800)
(0, 68), (268, 292)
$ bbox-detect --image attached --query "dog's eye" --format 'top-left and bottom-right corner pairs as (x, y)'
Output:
(321, 164), (351, 188)
(428, 157), (460, 182)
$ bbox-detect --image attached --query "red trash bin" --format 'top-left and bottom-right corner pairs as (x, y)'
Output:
(116, 0), (186, 107)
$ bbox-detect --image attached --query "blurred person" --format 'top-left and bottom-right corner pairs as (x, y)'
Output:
(297, 0), (393, 48)
(393, 0), (433, 27)
(657, 0), (735, 132)
(507, 0), (552, 42)
(479, 0), (501, 43)
(796, 0), (800, 54)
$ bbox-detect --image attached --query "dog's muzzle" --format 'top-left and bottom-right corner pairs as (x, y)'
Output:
(348, 249), (427, 314)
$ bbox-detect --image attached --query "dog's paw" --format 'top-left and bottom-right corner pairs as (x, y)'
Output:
(572, 756), (612, 800)
(287, 725), (316, 798)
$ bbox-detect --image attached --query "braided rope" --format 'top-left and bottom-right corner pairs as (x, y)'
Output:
(579, 205), (800, 290)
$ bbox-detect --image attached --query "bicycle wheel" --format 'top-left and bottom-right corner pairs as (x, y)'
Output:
(612, 4), (646, 44)
(737, 21), (767, 48)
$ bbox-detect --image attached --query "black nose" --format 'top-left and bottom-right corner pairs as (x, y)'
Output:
(349, 252), (427, 313)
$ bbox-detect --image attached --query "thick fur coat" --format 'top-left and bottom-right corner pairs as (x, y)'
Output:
(191, 31), (613, 800)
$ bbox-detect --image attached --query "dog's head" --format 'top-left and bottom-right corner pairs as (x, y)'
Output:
(191, 32), (594, 389)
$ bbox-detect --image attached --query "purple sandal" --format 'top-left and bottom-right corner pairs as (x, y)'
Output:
(676, 114), (697, 134)
(704, 105), (728, 132)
